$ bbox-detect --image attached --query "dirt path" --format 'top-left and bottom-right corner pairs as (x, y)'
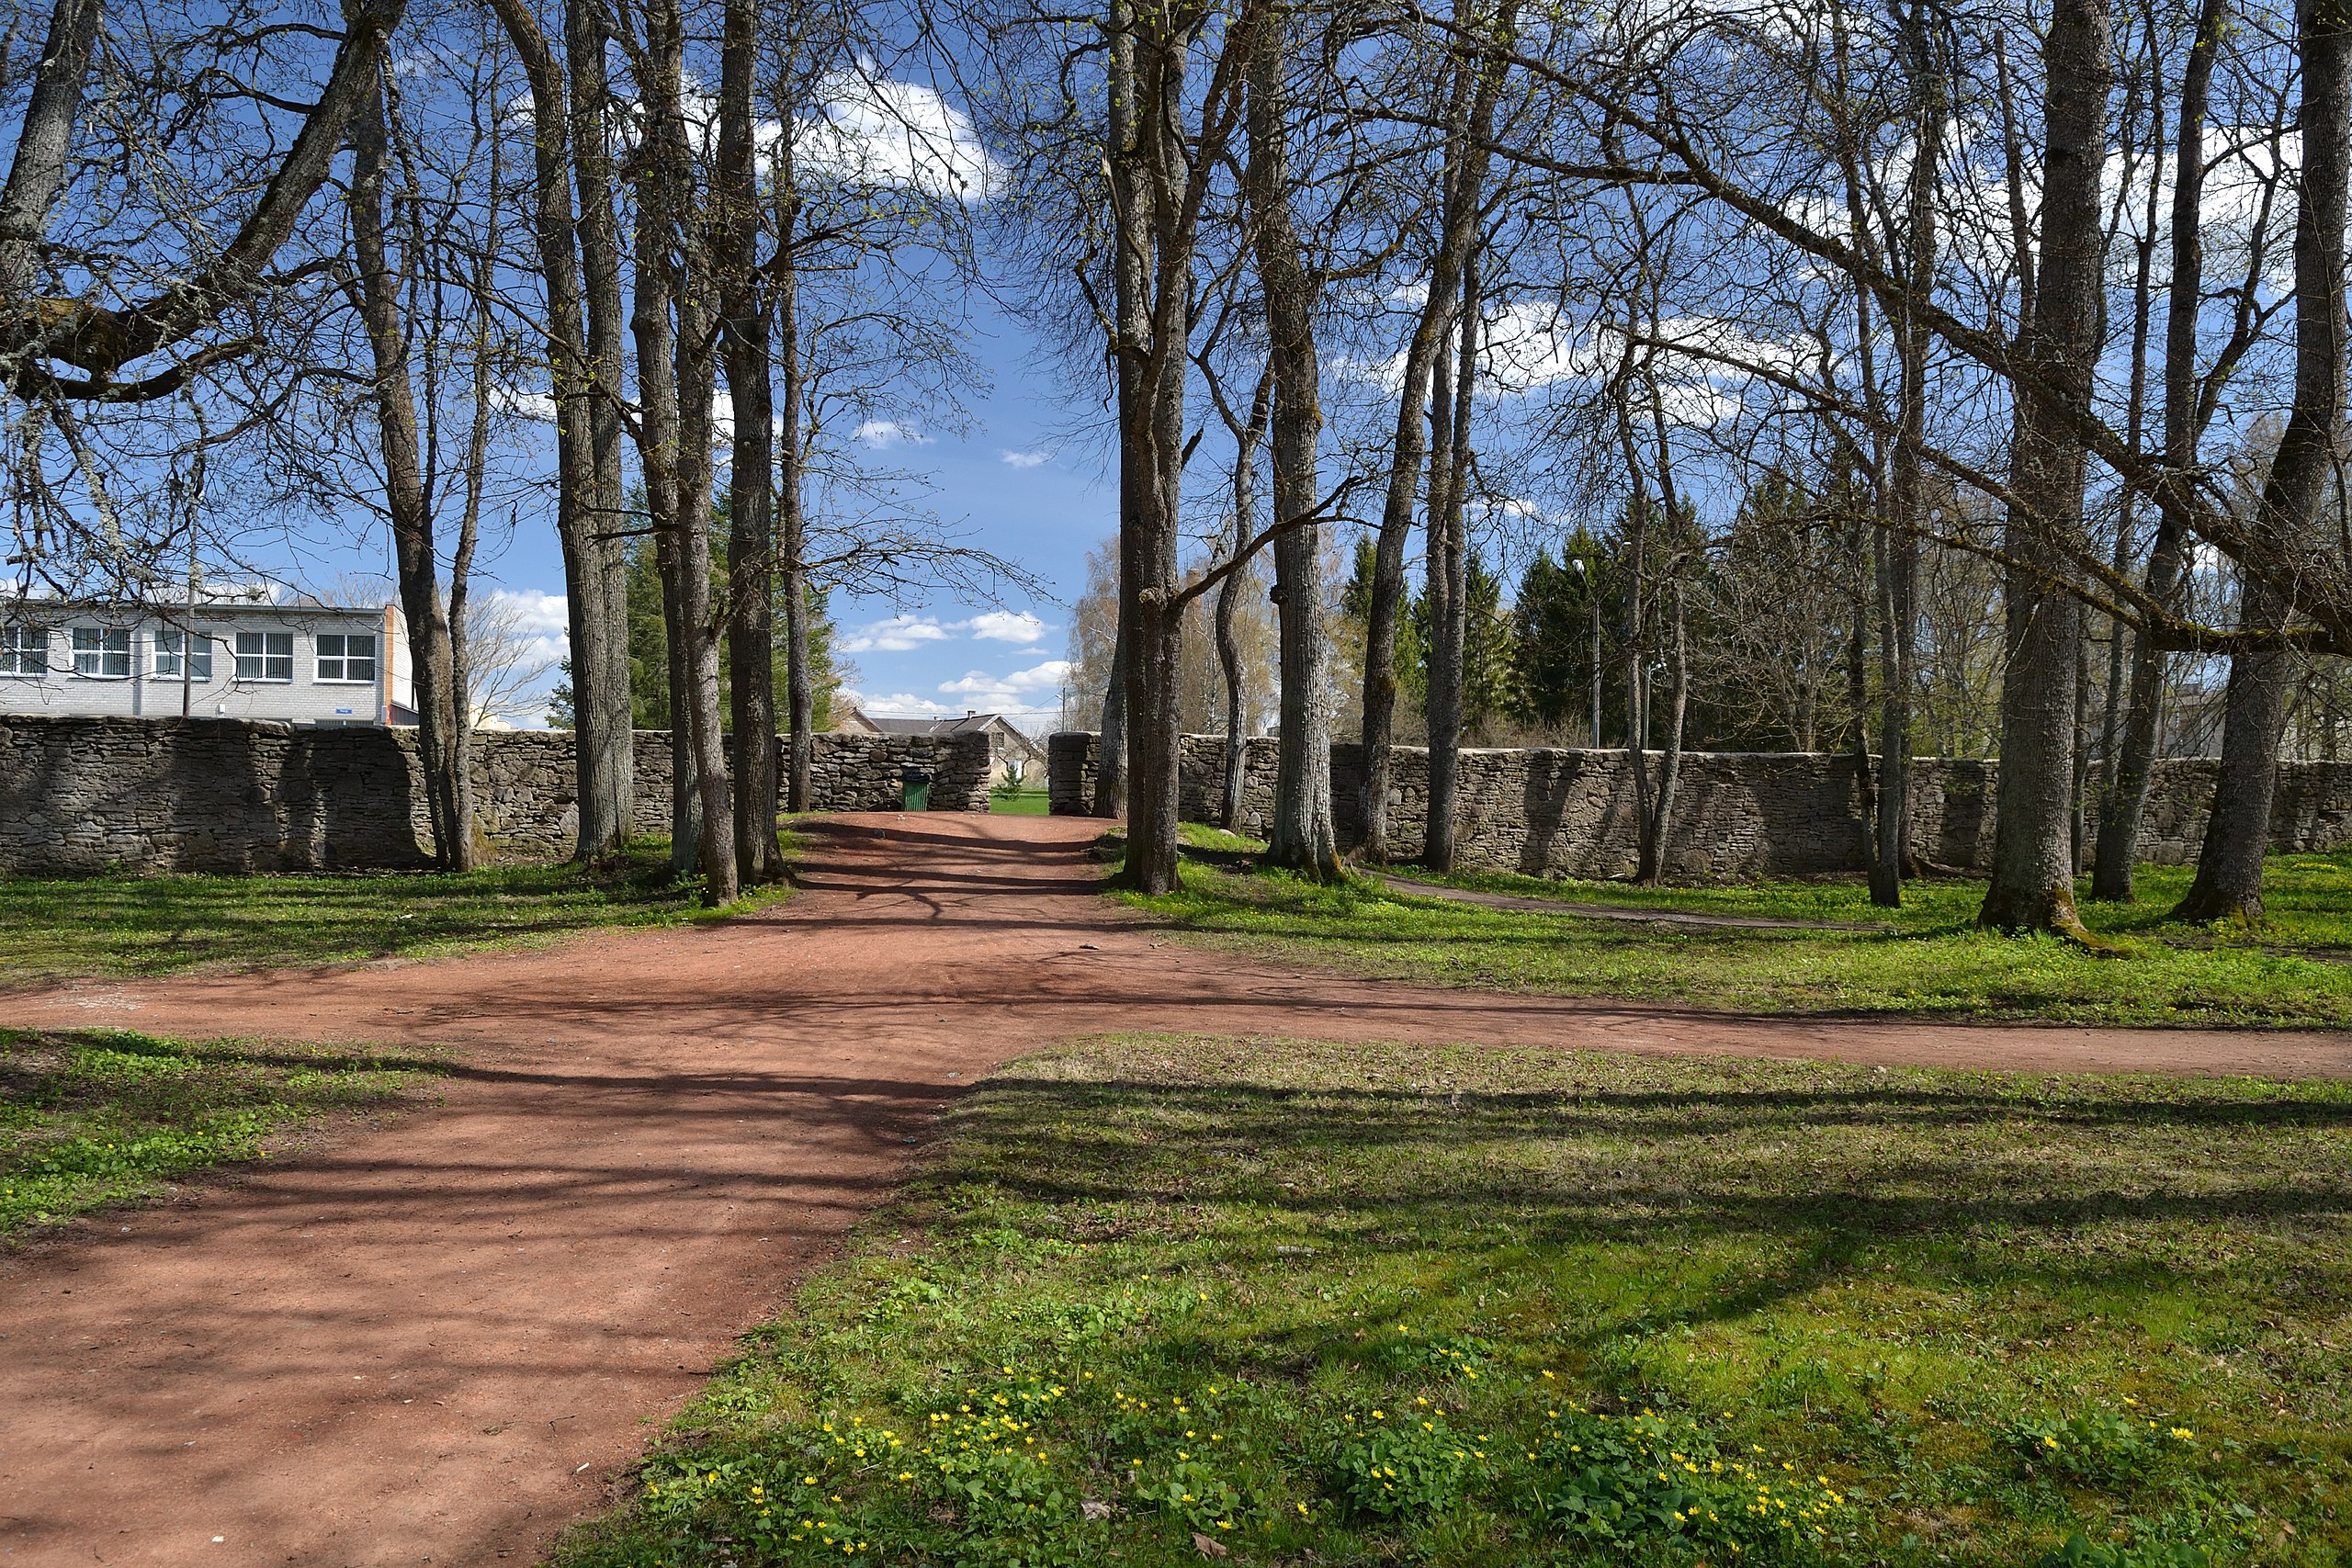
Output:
(4, 814), (2349, 1568)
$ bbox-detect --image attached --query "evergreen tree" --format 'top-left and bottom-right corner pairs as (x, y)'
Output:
(1460, 553), (1515, 736)
(1511, 530), (1613, 739)
(1343, 535), (1427, 707)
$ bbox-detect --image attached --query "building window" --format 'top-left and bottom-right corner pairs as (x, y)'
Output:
(235, 630), (294, 682)
(153, 625), (214, 681)
(73, 626), (131, 678)
(316, 632), (378, 683)
(1, 625), (47, 676)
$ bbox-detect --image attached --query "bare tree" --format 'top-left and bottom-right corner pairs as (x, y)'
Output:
(482, 0), (635, 863)
(1357, 0), (1511, 863)
(628, 0), (735, 902)
(718, 0), (779, 883)
(461, 595), (564, 725)
(346, 60), (470, 869)
(2174, 0), (2351, 923)
(1245, 1), (1342, 878)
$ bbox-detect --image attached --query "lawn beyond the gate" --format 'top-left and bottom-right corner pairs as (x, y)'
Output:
(555, 1034), (2350, 1568)
(1118, 840), (2352, 1030)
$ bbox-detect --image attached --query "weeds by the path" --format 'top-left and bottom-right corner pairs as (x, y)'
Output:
(1114, 838), (2352, 1029)
(555, 1034), (2349, 1567)
(0, 839), (795, 986)
(0, 1028), (436, 1236)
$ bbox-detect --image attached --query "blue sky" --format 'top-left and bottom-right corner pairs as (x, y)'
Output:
(413, 292), (1110, 735)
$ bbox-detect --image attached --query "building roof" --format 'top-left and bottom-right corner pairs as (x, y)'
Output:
(864, 712), (1020, 738)
(1, 592), (393, 619)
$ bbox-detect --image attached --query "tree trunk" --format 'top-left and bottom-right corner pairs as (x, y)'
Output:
(1645, 577), (1690, 886)
(718, 0), (777, 883)
(482, 0), (626, 863)
(444, 223), (497, 871)
(5, 0), (411, 380)
(0, 0), (103, 311)
(1105, 0), (1206, 891)
(631, 0), (732, 900)
(1358, 0), (1510, 860)
(1849, 520), (1879, 877)
(2094, 0), (2224, 899)
(631, 31), (691, 876)
(563, 0), (634, 857)
(2177, 577), (2292, 921)
(1215, 581), (1249, 830)
(2174, 0), (2349, 922)
(1216, 375), (1271, 832)
(1095, 0), (1144, 829)
(662, 85), (738, 900)
(1978, 0), (2109, 935)
(1619, 415), (1655, 884)
(1247, 9), (1341, 879)
(1871, 8), (1939, 906)
(348, 70), (467, 873)
(1095, 619), (1128, 818)
(1423, 312), (1463, 872)
(1424, 264), (1480, 874)
(777, 224), (815, 814)
(663, 565), (702, 876)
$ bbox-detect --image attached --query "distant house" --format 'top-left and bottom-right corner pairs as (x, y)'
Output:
(832, 700), (1046, 784)
(0, 593), (414, 728)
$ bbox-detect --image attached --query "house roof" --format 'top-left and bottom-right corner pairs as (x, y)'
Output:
(865, 712), (1013, 738)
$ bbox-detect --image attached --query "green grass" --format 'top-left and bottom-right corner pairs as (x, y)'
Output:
(990, 787), (1053, 817)
(552, 1033), (2350, 1567)
(1113, 840), (2352, 1030)
(1401, 855), (2352, 953)
(1, 1028), (436, 1236)
(0, 839), (795, 987)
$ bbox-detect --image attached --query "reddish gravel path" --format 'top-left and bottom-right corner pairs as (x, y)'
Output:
(4, 812), (2349, 1568)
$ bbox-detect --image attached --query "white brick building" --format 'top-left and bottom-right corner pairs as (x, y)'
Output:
(0, 596), (413, 727)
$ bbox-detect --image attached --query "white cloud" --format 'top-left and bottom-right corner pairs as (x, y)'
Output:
(965, 610), (1048, 644)
(854, 419), (933, 450)
(491, 385), (560, 423)
(786, 70), (1004, 202)
(848, 690), (956, 717)
(935, 659), (1071, 716)
(999, 448), (1050, 468)
(484, 588), (571, 638)
(839, 607), (1055, 652)
(840, 613), (956, 653)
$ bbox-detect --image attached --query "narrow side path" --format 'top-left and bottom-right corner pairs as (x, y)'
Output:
(2, 814), (2347, 1567)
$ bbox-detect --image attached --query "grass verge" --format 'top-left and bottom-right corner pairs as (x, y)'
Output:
(1, 1028), (436, 1237)
(553, 1033), (2348, 1568)
(0, 838), (796, 987)
(1112, 836), (2352, 1030)
(1396, 853), (2352, 952)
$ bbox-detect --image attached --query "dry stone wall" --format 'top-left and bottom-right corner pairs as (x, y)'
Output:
(0, 716), (429, 874)
(0, 716), (992, 874)
(455, 729), (990, 859)
(1046, 731), (2352, 879)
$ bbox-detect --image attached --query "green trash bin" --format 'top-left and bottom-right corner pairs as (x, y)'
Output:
(901, 766), (931, 811)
